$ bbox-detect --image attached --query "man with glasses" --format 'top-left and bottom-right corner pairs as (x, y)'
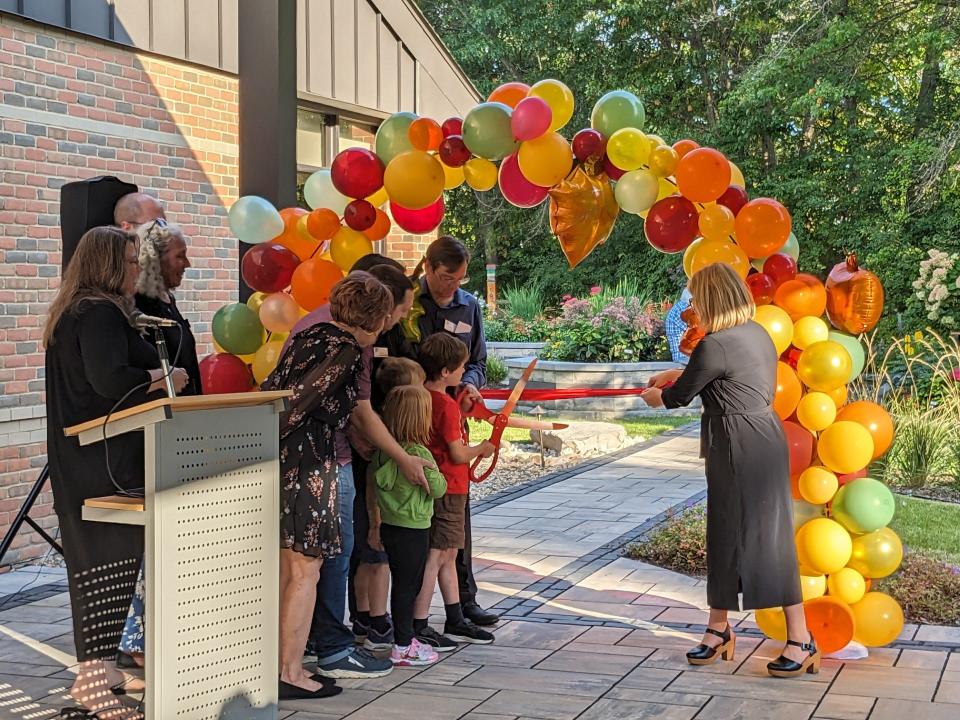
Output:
(114, 192), (166, 230)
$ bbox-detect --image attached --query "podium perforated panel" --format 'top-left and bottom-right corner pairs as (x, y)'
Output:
(145, 405), (279, 719)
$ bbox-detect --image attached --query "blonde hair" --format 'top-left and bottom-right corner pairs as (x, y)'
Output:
(382, 385), (433, 446)
(135, 221), (185, 299)
(376, 357), (426, 398)
(44, 227), (136, 347)
(688, 263), (755, 334)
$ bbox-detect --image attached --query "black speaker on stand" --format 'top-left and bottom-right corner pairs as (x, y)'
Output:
(0, 176), (139, 567)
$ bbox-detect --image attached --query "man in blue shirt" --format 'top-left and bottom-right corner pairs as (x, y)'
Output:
(665, 287), (692, 365)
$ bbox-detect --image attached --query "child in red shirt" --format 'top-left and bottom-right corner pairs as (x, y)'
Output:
(412, 333), (496, 649)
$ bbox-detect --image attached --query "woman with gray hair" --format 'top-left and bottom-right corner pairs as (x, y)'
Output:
(133, 220), (201, 396)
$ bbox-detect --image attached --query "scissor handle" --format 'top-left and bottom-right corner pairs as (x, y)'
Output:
(470, 415), (506, 482)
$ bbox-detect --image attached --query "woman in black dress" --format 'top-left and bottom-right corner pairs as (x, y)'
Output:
(44, 227), (188, 718)
(643, 262), (819, 678)
(262, 272), (392, 699)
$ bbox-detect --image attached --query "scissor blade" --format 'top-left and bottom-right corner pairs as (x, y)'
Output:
(501, 358), (538, 417)
(504, 417), (568, 431)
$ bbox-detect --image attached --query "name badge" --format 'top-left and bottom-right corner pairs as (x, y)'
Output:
(443, 319), (457, 333)
(373, 346), (389, 358)
(454, 321), (473, 334)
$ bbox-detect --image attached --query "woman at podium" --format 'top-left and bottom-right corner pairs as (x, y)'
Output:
(263, 271), (392, 699)
(44, 226), (188, 718)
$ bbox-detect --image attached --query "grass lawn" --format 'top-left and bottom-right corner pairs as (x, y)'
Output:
(890, 495), (960, 565)
(467, 415), (699, 444)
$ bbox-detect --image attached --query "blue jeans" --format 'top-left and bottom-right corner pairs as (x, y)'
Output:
(309, 463), (356, 663)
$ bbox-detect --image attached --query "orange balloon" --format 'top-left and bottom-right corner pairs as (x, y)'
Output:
(774, 274), (827, 321)
(290, 258), (343, 311)
(672, 139), (700, 159)
(549, 166), (619, 269)
(697, 204), (735, 241)
(827, 383), (848, 409)
(836, 400), (894, 459)
(649, 144), (679, 177)
(275, 223), (319, 262)
(306, 208), (341, 241)
(675, 148), (731, 203)
(363, 209), (391, 241)
(487, 81), (530, 109)
(690, 240), (750, 279)
(279, 206), (308, 232)
(774, 361), (803, 420)
(734, 198), (792, 258)
(408, 117), (444, 152)
(825, 254), (885, 334)
(804, 595), (856, 654)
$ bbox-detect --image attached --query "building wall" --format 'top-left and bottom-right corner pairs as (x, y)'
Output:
(0, 13), (239, 567)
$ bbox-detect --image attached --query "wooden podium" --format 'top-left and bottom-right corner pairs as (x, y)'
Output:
(66, 391), (291, 720)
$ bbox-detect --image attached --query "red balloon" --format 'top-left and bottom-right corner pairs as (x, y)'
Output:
(441, 117), (463, 138)
(344, 199), (377, 232)
(643, 195), (699, 253)
(573, 129), (607, 162)
(200, 353), (255, 394)
(498, 153), (549, 208)
(241, 243), (300, 293)
(511, 96), (553, 141)
(747, 272), (776, 305)
(438, 135), (471, 168)
(390, 197), (445, 234)
(837, 468), (868, 486)
(330, 147), (385, 199)
(716, 185), (749, 216)
(781, 346), (803, 370)
(782, 420), (815, 478)
(763, 253), (798, 288)
(602, 154), (626, 180)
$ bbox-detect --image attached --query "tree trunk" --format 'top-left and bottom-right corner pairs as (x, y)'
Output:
(914, 14), (945, 138)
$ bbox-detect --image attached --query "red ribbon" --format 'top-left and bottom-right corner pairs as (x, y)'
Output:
(479, 387), (657, 401)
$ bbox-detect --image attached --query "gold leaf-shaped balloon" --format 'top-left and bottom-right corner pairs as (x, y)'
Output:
(549, 166), (620, 268)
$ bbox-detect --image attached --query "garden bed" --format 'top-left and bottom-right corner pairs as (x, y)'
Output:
(488, 341), (546, 359)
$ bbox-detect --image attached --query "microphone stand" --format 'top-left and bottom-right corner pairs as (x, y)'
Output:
(152, 326), (177, 399)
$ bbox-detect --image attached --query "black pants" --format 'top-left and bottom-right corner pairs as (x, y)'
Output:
(380, 523), (429, 646)
(456, 493), (478, 605)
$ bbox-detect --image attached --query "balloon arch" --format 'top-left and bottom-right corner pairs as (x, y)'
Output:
(214, 79), (900, 653)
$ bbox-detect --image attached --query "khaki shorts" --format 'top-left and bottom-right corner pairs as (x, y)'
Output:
(429, 493), (467, 550)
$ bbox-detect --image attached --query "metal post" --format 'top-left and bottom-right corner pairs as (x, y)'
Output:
(532, 404), (546, 469)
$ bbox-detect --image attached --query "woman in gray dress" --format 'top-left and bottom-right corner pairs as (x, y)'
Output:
(643, 262), (819, 678)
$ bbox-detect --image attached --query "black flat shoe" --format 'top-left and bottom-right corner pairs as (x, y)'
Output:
(115, 652), (141, 670)
(686, 624), (735, 665)
(279, 679), (342, 700)
(767, 636), (820, 677)
(462, 601), (499, 627)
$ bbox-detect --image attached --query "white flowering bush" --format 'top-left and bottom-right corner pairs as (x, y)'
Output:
(913, 249), (960, 330)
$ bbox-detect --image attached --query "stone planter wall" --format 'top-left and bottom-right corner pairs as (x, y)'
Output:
(504, 357), (701, 419)
(488, 341), (547, 360)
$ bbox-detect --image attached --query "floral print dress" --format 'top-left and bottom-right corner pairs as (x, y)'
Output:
(262, 323), (362, 558)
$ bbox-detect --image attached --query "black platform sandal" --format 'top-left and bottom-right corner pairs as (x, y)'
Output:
(767, 635), (820, 678)
(686, 624), (736, 665)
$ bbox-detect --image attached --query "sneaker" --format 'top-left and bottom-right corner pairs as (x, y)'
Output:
(390, 638), (440, 667)
(352, 618), (370, 645)
(363, 622), (395, 652)
(314, 647), (394, 679)
(414, 625), (458, 653)
(444, 618), (495, 645)
(462, 601), (500, 627)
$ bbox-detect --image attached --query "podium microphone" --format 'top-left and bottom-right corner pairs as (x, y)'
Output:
(129, 311), (179, 398)
(129, 310), (179, 329)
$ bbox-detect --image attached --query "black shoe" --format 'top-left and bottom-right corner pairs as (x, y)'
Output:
(767, 636), (820, 678)
(462, 601), (499, 627)
(415, 625), (458, 652)
(686, 624), (735, 666)
(279, 678), (342, 700)
(444, 618), (495, 645)
(115, 651), (141, 669)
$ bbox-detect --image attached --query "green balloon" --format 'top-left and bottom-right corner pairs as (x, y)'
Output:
(213, 303), (264, 356)
(828, 330), (865, 382)
(792, 499), (826, 533)
(831, 477), (895, 534)
(462, 102), (519, 161)
(591, 90), (645, 138)
(375, 112), (417, 165)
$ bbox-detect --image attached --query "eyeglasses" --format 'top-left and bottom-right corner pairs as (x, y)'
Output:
(145, 218), (167, 235)
(436, 272), (469, 287)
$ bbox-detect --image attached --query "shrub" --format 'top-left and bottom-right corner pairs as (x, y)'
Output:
(624, 504), (707, 577)
(911, 249), (960, 334)
(501, 284), (545, 321)
(485, 354), (508, 386)
(484, 314), (552, 343)
(878, 552), (960, 626)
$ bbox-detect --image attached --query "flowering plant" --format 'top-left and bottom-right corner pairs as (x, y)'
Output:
(912, 249), (960, 330)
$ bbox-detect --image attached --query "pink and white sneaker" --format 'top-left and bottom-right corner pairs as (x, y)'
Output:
(390, 638), (440, 666)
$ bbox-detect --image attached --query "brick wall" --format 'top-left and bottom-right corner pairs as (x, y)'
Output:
(0, 14), (239, 567)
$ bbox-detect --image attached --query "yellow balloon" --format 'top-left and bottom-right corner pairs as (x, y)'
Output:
(682, 238), (703, 278)
(640, 178), (677, 218)
(649, 144), (679, 177)
(252, 340), (284, 384)
(796, 518), (852, 575)
(366, 186), (389, 208)
(797, 340), (853, 392)
(330, 226), (373, 272)
(817, 421), (874, 474)
(755, 607), (787, 641)
(440, 159), (465, 189)
(517, 132), (574, 187)
(754, 305), (794, 355)
(690, 240), (750, 279)
(246, 291), (267, 315)
(798, 466), (839, 505)
(796, 392), (837, 432)
(527, 79), (575, 132)
(828, 383), (848, 409)
(792, 316), (829, 350)
(729, 161), (746, 188)
(605, 128), (650, 171)
(827, 567), (866, 605)
(851, 592), (904, 647)
(463, 157), (498, 191)
(849, 527), (903, 579)
(697, 204), (735, 241)
(383, 150), (444, 209)
(646, 133), (666, 147)
(800, 574), (827, 602)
